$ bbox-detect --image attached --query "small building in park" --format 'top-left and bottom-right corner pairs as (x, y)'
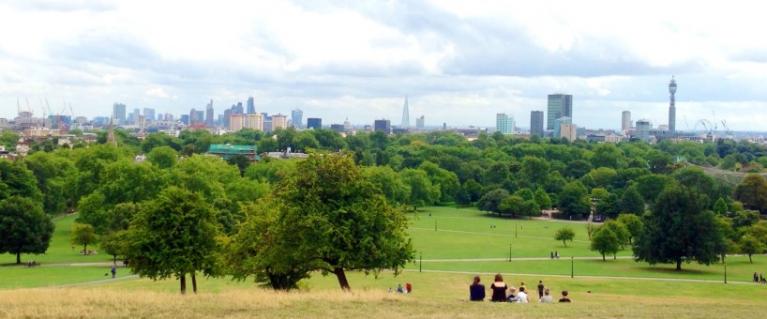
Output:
(207, 144), (258, 161)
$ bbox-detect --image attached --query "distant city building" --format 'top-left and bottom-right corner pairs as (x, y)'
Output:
(416, 115), (425, 129)
(330, 124), (345, 133)
(401, 97), (410, 128)
(113, 103), (126, 124)
(547, 94), (573, 130)
(180, 114), (190, 125)
(554, 116), (572, 139)
(243, 113), (263, 131)
(635, 119), (652, 141)
(530, 110), (544, 137)
(205, 100), (214, 127)
(129, 108), (140, 125)
(208, 144), (258, 161)
(229, 113), (245, 131)
(374, 119), (391, 134)
(307, 117), (322, 129)
(621, 110), (632, 132)
(247, 97), (255, 114)
(143, 108), (155, 122)
(668, 76), (677, 133)
(272, 114), (288, 131)
(496, 113), (515, 134)
(291, 109), (303, 128)
(189, 109), (205, 126)
(343, 118), (352, 131)
(560, 123), (578, 142)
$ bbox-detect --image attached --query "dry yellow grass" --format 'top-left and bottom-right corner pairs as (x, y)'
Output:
(0, 286), (763, 319)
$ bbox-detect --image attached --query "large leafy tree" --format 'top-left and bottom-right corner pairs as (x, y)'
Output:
(125, 187), (220, 294)
(400, 168), (440, 210)
(591, 227), (620, 261)
(634, 187), (725, 271)
(70, 223), (97, 254)
(616, 214), (643, 244)
(734, 174), (767, 213)
(0, 197), (54, 264)
(23, 152), (76, 214)
(554, 227), (575, 247)
(477, 188), (509, 214)
(0, 159), (42, 202)
(558, 181), (590, 219)
(619, 186), (645, 215)
(363, 165), (410, 205)
(268, 153), (414, 290)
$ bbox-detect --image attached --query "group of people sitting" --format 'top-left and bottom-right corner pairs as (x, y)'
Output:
(470, 274), (571, 303)
(753, 272), (767, 284)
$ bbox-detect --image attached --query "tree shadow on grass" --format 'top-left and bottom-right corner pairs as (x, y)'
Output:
(634, 265), (716, 276)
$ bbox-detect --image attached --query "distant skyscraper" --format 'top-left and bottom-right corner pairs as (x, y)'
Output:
(307, 117), (322, 129)
(291, 109), (303, 128)
(272, 114), (288, 131)
(416, 115), (425, 129)
(129, 108), (140, 124)
(668, 76), (677, 133)
(547, 94), (573, 130)
(189, 109), (204, 125)
(142, 108), (155, 122)
(554, 116), (572, 139)
(247, 97), (255, 114)
(636, 119), (652, 141)
(205, 100), (214, 127)
(401, 97), (410, 128)
(112, 103), (126, 124)
(530, 111), (544, 137)
(374, 119), (391, 134)
(496, 113), (515, 134)
(234, 102), (244, 114)
(621, 111), (632, 132)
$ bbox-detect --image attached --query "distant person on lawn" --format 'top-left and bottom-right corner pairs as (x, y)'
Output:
(469, 276), (485, 301)
(507, 287), (518, 302)
(559, 290), (572, 303)
(755, 272), (760, 283)
(539, 289), (554, 303)
(110, 265), (116, 279)
(516, 286), (529, 303)
(537, 280), (545, 299)
(490, 274), (508, 302)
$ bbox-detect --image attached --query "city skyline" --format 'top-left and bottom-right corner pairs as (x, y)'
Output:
(3, 1), (767, 130)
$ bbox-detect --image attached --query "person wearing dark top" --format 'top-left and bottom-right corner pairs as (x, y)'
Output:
(559, 290), (572, 303)
(490, 273), (508, 302)
(469, 276), (485, 301)
(755, 272), (760, 283)
(537, 280), (545, 299)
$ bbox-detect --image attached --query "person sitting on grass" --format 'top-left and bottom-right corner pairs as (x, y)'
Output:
(490, 274), (508, 302)
(539, 288), (554, 303)
(507, 287), (518, 303)
(558, 290), (572, 303)
(469, 276), (485, 301)
(516, 286), (529, 303)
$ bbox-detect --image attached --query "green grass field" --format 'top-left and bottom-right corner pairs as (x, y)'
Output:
(1, 206), (767, 317)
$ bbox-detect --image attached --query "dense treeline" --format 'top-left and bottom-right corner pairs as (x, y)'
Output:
(2, 127), (767, 289)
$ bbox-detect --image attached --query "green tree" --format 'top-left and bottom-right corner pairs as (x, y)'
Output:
(100, 230), (128, 264)
(555, 227), (575, 247)
(617, 214), (643, 244)
(738, 235), (764, 263)
(363, 166), (410, 205)
(400, 168), (440, 210)
(591, 227), (620, 261)
(226, 154), (252, 176)
(418, 161), (460, 202)
(70, 223), (97, 255)
(23, 152), (76, 214)
(498, 195), (524, 217)
(713, 197), (728, 215)
(267, 153), (414, 290)
(125, 187), (220, 294)
(602, 220), (630, 249)
(0, 197), (54, 264)
(734, 174), (767, 213)
(619, 187), (645, 215)
(534, 187), (552, 209)
(0, 159), (43, 202)
(477, 188), (509, 214)
(634, 187), (725, 271)
(146, 146), (178, 169)
(558, 181), (590, 219)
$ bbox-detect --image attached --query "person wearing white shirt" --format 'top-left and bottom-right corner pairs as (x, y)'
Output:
(516, 286), (529, 303)
(539, 288), (554, 303)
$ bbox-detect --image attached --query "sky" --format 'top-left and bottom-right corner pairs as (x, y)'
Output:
(2, 0), (767, 131)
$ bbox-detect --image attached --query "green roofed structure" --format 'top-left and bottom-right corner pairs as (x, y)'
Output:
(207, 144), (258, 161)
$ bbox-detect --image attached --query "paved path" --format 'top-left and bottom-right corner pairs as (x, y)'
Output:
(421, 256), (634, 262)
(52, 275), (139, 288)
(405, 268), (754, 285)
(409, 227), (591, 243)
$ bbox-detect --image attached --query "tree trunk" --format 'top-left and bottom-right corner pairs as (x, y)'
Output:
(749, 254), (753, 263)
(602, 253), (605, 261)
(113, 255), (117, 265)
(83, 244), (87, 255)
(192, 273), (198, 294)
(675, 259), (682, 271)
(613, 253), (617, 260)
(333, 267), (351, 291)
(16, 252), (21, 264)
(180, 274), (187, 294)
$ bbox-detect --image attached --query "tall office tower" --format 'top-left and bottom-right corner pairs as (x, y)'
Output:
(496, 113), (515, 134)
(374, 119), (391, 134)
(246, 97), (255, 114)
(205, 100), (214, 127)
(530, 110), (544, 137)
(343, 118), (352, 131)
(190, 109), (205, 125)
(143, 108), (155, 122)
(291, 109), (303, 128)
(668, 76), (677, 133)
(635, 119), (652, 141)
(416, 115), (425, 129)
(229, 114), (245, 131)
(234, 102), (244, 114)
(112, 103), (127, 124)
(129, 108), (140, 124)
(621, 111), (632, 132)
(554, 116), (572, 139)
(401, 97), (410, 128)
(223, 109), (232, 128)
(546, 94), (573, 130)
(307, 117), (322, 129)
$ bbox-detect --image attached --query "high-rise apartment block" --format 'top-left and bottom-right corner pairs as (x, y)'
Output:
(496, 113), (515, 134)
(530, 110), (544, 137)
(547, 94), (573, 130)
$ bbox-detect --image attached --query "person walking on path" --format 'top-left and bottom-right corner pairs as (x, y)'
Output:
(110, 265), (117, 279)
(537, 280), (545, 299)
